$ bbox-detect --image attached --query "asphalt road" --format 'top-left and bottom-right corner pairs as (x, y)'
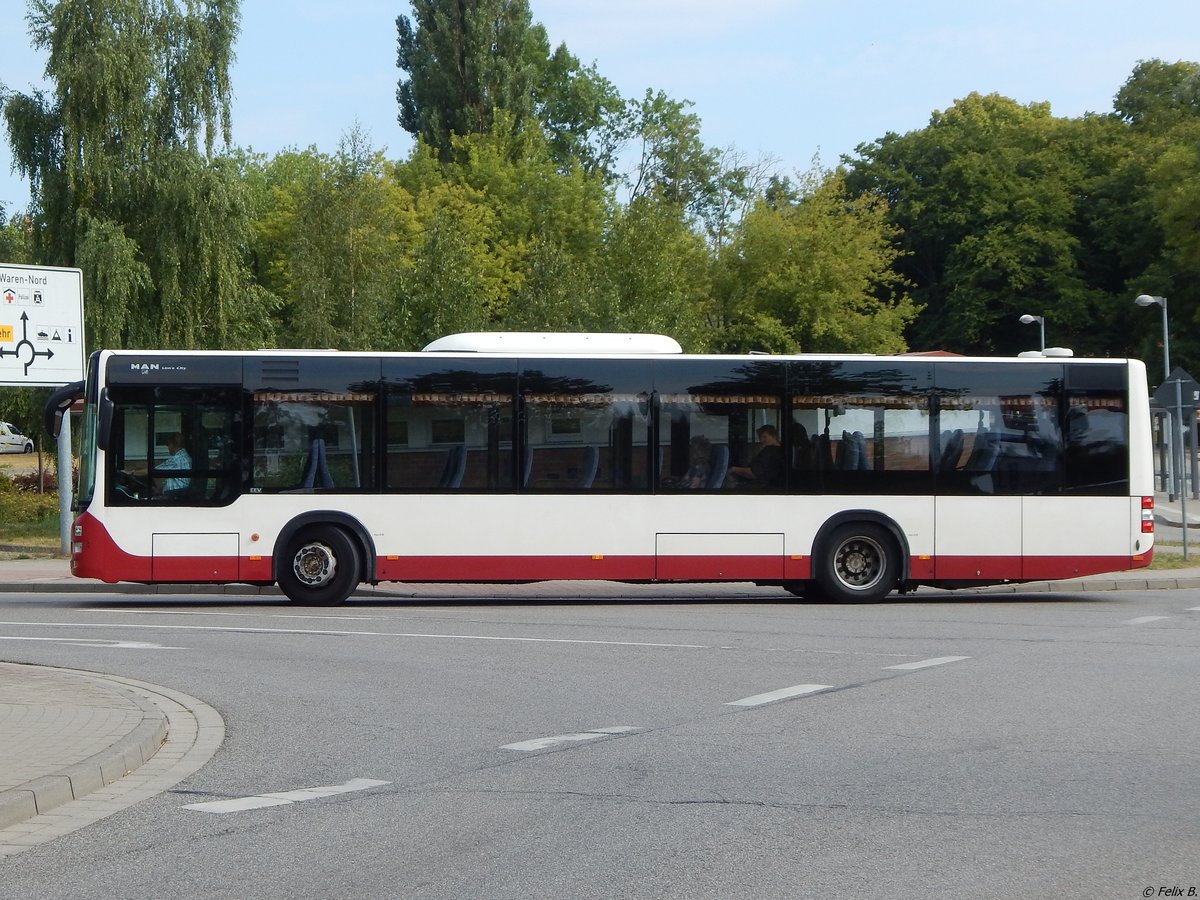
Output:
(1, 588), (1198, 899)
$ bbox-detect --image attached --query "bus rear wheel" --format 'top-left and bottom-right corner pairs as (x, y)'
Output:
(816, 523), (898, 604)
(277, 526), (361, 605)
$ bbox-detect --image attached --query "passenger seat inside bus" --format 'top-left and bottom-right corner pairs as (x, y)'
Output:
(439, 444), (467, 489)
(938, 429), (965, 471)
(576, 446), (600, 488)
(707, 444), (729, 489)
(301, 438), (334, 489)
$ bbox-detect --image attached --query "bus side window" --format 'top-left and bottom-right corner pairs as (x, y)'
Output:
(252, 390), (376, 493)
(385, 387), (514, 492)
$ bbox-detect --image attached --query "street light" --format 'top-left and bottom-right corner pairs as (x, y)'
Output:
(1136, 294), (1184, 538)
(1134, 294), (1169, 381)
(1018, 314), (1045, 351)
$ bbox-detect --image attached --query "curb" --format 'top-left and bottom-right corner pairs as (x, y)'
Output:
(0, 671), (168, 830)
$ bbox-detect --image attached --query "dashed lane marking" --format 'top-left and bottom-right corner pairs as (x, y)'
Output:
(884, 656), (971, 671)
(183, 778), (390, 814)
(1125, 616), (1170, 625)
(725, 683), (833, 707)
(501, 726), (641, 752)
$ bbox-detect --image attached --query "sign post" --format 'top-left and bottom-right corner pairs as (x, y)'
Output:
(0, 263), (86, 555)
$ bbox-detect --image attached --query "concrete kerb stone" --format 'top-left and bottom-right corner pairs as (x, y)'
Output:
(0, 791), (37, 831)
(0, 671), (168, 830)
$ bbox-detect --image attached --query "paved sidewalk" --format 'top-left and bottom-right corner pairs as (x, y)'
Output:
(0, 662), (167, 831)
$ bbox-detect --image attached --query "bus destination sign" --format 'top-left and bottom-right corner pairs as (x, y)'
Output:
(0, 263), (85, 386)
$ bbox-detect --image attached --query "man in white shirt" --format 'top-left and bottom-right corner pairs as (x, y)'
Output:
(159, 433), (192, 494)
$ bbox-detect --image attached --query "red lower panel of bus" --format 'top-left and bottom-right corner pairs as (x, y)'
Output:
(377, 555), (794, 582)
(71, 512), (1150, 586)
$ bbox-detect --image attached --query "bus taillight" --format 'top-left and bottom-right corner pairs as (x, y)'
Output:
(1142, 496), (1154, 533)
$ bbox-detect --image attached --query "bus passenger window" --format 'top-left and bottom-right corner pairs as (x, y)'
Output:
(657, 394), (781, 492)
(522, 392), (645, 492)
(385, 387), (513, 492)
(790, 360), (933, 495)
(251, 390), (376, 492)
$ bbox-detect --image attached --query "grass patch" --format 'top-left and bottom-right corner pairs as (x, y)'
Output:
(1149, 550), (1200, 569)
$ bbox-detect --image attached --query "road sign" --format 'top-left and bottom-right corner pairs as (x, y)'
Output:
(1153, 366), (1200, 412)
(0, 263), (85, 386)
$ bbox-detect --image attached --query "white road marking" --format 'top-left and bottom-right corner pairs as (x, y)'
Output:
(1125, 615), (1170, 625)
(0, 621), (708, 650)
(1189, 607), (1200, 612)
(183, 778), (390, 814)
(91, 609), (389, 621)
(884, 656), (971, 671)
(0, 635), (184, 650)
(501, 726), (641, 752)
(725, 683), (833, 707)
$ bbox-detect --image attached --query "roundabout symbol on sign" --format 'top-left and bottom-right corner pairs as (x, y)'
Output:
(0, 311), (55, 376)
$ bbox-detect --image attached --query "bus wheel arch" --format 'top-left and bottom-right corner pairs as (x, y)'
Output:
(810, 512), (908, 604)
(274, 513), (375, 605)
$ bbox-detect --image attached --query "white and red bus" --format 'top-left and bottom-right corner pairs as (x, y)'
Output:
(45, 334), (1155, 604)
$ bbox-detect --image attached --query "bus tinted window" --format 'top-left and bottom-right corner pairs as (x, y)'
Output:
(1065, 363), (1129, 494)
(653, 360), (785, 492)
(520, 359), (653, 492)
(251, 390), (376, 492)
(790, 361), (933, 495)
(935, 363), (1064, 495)
(384, 361), (517, 492)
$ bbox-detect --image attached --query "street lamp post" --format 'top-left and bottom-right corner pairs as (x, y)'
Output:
(1135, 295), (1170, 382)
(1019, 314), (1045, 351)
(1135, 294), (1186, 553)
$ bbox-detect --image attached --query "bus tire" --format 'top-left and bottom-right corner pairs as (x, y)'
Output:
(816, 523), (898, 604)
(277, 525), (361, 605)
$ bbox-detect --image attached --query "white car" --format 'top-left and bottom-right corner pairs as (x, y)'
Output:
(0, 422), (34, 453)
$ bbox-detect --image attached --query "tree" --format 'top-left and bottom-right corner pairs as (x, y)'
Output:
(535, 45), (629, 182)
(241, 133), (426, 351)
(626, 90), (720, 225)
(2, 0), (275, 350)
(0, 206), (32, 264)
(593, 195), (711, 349)
(714, 167), (916, 354)
(396, 0), (550, 160)
(846, 93), (1093, 355)
(392, 181), (514, 348)
(1115, 59), (1200, 130)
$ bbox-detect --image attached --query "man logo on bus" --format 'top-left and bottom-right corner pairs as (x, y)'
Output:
(131, 363), (160, 374)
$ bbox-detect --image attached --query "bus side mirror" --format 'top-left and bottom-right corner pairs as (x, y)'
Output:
(43, 380), (84, 439)
(96, 388), (112, 451)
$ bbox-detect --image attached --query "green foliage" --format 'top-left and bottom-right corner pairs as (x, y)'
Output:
(848, 93), (1123, 355)
(3, 0), (276, 351)
(0, 473), (58, 525)
(0, 207), (33, 262)
(713, 168), (917, 354)
(396, 0), (550, 160)
(1115, 60), (1200, 130)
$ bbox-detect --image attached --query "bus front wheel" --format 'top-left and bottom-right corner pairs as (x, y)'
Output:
(816, 523), (898, 604)
(277, 526), (361, 605)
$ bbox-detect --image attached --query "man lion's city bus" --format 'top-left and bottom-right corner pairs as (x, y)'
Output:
(44, 333), (1155, 605)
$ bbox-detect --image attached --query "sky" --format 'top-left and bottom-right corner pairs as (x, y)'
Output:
(2, 0), (1200, 214)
